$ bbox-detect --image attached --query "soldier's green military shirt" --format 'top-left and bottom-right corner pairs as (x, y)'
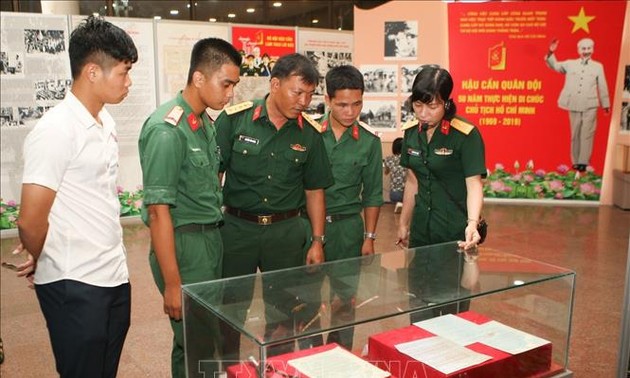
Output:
(400, 116), (486, 246)
(320, 114), (384, 214)
(215, 98), (334, 213)
(138, 92), (223, 226)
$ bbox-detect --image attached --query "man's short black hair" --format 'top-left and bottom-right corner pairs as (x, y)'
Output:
(270, 53), (319, 85)
(187, 38), (242, 84)
(325, 65), (364, 98)
(69, 15), (138, 79)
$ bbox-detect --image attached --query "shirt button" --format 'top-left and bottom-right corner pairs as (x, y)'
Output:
(271, 152), (275, 157)
(267, 175), (272, 180)
(243, 149), (248, 155)
(428, 207), (431, 211)
(263, 198), (268, 202)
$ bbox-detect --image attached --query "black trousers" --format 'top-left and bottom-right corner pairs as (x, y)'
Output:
(35, 280), (131, 378)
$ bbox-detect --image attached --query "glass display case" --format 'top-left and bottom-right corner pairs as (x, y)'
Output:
(182, 241), (575, 378)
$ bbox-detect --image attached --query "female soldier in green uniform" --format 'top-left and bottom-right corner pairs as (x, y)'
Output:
(396, 65), (486, 322)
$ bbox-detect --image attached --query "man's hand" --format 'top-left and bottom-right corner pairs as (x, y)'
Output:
(549, 39), (559, 53)
(305, 243), (324, 265)
(13, 243), (36, 289)
(163, 284), (182, 321)
(361, 239), (375, 256)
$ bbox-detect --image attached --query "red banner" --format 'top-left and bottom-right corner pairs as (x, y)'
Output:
(231, 26), (296, 76)
(448, 1), (626, 174)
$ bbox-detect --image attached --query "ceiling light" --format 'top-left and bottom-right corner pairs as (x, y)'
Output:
(227, 13), (236, 18)
(170, 9), (179, 15)
(92, 12), (99, 17)
(186, 3), (190, 8)
(312, 19), (319, 24)
(273, 2), (282, 7)
(209, 18), (217, 22)
(154, 16), (162, 20)
(246, 8), (255, 13)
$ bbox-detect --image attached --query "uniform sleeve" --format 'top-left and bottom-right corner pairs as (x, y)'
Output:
(303, 132), (334, 190)
(215, 111), (233, 173)
(596, 63), (610, 108)
(22, 120), (74, 191)
(461, 127), (486, 178)
(545, 54), (567, 74)
(140, 124), (184, 206)
(361, 138), (384, 207)
(399, 130), (411, 168)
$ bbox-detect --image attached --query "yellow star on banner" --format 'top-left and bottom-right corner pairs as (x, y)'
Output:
(568, 6), (595, 33)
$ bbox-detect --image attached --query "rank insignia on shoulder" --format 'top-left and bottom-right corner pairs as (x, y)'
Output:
(358, 121), (380, 138)
(401, 118), (419, 131)
(301, 112), (323, 133)
(224, 101), (253, 115)
(164, 105), (184, 126)
(450, 118), (475, 135)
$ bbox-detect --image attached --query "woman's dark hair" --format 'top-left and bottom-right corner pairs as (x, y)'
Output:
(69, 16), (138, 79)
(409, 65), (457, 120)
(392, 137), (403, 155)
(270, 53), (319, 85)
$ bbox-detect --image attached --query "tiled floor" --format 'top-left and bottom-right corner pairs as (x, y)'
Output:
(1, 203), (629, 377)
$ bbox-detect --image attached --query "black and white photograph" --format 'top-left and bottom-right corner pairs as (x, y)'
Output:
(623, 65), (629, 99)
(401, 65), (421, 94)
(361, 65), (398, 95)
(0, 107), (22, 127)
(306, 50), (353, 95)
(304, 96), (326, 119)
(24, 29), (66, 55)
(17, 106), (45, 123)
(360, 100), (397, 130)
(400, 99), (414, 124)
(0, 51), (24, 76)
(621, 101), (629, 133)
(34, 78), (72, 101)
(384, 21), (418, 59)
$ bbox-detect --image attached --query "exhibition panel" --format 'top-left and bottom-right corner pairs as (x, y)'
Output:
(182, 241), (575, 378)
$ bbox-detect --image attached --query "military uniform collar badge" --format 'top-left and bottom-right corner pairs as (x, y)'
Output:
(297, 113), (304, 129)
(352, 124), (359, 140)
(187, 113), (200, 132)
(252, 105), (262, 121)
(440, 119), (450, 135)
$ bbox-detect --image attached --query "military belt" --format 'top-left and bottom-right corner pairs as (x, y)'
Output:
(325, 213), (356, 223)
(175, 221), (224, 233)
(224, 206), (300, 226)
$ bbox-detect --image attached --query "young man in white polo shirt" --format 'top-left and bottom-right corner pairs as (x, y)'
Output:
(17, 16), (137, 378)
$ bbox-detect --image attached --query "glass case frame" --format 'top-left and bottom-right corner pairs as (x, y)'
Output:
(182, 241), (575, 378)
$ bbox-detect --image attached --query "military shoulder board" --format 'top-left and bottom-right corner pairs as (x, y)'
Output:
(164, 106), (184, 127)
(301, 112), (323, 133)
(401, 118), (419, 131)
(450, 118), (474, 135)
(224, 101), (254, 115)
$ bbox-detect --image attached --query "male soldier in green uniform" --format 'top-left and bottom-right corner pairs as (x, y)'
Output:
(138, 38), (241, 378)
(302, 65), (383, 351)
(215, 53), (333, 359)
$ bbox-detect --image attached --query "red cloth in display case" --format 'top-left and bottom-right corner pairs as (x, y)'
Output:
(368, 311), (559, 378)
(226, 343), (397, 378)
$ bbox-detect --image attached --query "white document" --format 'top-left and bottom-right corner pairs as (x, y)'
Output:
(287, 346), (390, 378)
(395, 336), (492, 375)
(413, 314), (485, 346)
(477, 321), (550, 354)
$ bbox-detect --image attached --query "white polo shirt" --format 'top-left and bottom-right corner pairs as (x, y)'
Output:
(22, 92), (129, 287)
